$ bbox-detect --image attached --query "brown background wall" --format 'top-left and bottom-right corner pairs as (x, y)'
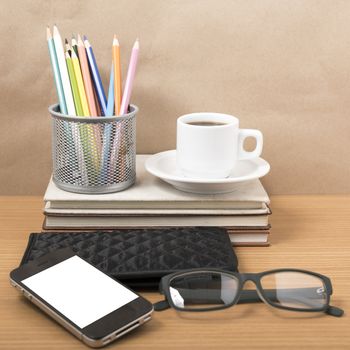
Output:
(1, 0), (350, 195)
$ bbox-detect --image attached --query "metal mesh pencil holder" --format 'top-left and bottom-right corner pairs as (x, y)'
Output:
(49, 104), (138, 194)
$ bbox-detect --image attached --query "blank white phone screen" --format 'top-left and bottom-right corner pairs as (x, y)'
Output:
(22, 255), (138, 328)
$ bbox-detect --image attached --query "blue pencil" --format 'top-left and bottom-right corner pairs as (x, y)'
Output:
(99, 65), (114, 181)
(106, 64), (114, 116)
(46, 27), (67, 114)
(83, 36), (107, 116)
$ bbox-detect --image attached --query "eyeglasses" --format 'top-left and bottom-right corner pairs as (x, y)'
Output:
(154, 268), (344, 317)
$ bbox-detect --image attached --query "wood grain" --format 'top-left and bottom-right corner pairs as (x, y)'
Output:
(0, 196), (349, 349)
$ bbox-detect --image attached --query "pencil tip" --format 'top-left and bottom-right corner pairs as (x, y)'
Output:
(77, 34), (83, 45)
(65, 38), (68, 44)
(83, 35), (91, 48)
(134, 39), (139, 49)
(46, 26), (51, 39)
(113, 36), (119, 45)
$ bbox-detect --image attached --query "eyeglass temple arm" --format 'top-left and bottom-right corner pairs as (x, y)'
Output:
(154, 288), (344, 316)
(238, 289), (343, 316)
(235, 289), (343, 317)
(153, 299), (171, 311)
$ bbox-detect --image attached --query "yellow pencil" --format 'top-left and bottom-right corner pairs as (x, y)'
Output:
(113, 35), (122, 115)
(71, 49), (90, 116)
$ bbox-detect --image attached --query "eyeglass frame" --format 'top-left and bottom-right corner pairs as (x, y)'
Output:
(154, 268), (344, 317)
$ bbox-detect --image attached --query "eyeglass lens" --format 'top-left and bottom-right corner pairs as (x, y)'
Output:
(260, 271), (328, 310)
(169, 272), (240, 310)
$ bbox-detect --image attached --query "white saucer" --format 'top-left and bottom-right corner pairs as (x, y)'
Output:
(145, 150), (270, 194)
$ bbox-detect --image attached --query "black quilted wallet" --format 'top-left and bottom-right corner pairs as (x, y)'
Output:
(20, 227), (238, 289)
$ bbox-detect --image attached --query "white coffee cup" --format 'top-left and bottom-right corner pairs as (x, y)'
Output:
(176, 113), (263, 179)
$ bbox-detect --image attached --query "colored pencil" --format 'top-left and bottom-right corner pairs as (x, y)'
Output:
(51, 29), (87, 182)
(53, 25), (76, 115)
(84, 36), (107, 116)
(93, 87), (102, 116)
(46, 27), (67, 114)
(103, 64), (114, 171)
(67, 48), (98, 176)
(113, 35), (122, 115)
(100, 65), (115, 179)
(106, 64), (114, 116)
(65, 50), (84, 116)
(120, 39), (139, 115)
(71, 49), (90, 116)
(71, 35), (79, 57)
(77, 34), (97, 116)
(74, 40), (102, 166)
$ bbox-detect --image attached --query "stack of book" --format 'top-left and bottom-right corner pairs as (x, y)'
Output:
(43, 156), (271, 246)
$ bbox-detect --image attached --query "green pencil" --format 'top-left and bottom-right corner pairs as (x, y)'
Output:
(65, 50), (83, 116)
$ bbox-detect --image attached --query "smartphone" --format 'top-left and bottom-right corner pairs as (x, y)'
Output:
(10, 248), (153, 348)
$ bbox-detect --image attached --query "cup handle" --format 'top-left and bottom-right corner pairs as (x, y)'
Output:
(237, 129), (263, 160)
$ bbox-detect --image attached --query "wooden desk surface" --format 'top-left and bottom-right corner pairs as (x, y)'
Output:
(0, 196), (349, 349)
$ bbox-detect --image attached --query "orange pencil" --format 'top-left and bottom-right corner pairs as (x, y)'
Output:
(113, 35), (122, 115)
(77, 34), (97, 116)
(93, 85), (101, 116)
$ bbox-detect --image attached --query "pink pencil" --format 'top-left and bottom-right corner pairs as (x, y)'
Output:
(77, 34), (98, 116)
(119, 39), (139, 115)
